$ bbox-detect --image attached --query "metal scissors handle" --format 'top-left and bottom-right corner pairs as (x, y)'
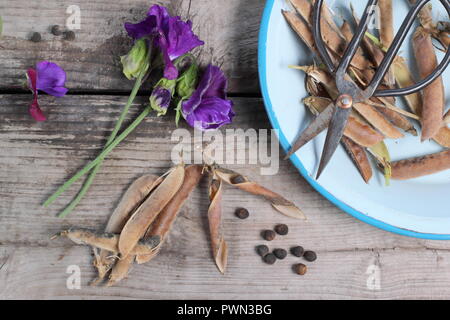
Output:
(286, 0), (450, 179)
(313, 0), (450, 98)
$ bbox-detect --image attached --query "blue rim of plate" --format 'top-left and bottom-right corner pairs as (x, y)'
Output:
(257, 0), (450, 240)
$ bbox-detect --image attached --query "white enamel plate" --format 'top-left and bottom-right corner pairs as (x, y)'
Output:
(258, 0), (450, 238)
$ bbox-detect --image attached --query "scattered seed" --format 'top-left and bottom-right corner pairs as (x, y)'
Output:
(303, 250), (317, 262)
(274, 224), (289, 235)
(235, 208), (249, 219)
(64, 30), (76, 41)
(262, 230), (276, 241)
(230, 175), (246, 184)
(293, 263), (307, 275)
(290, 246), (304, 257)
(273, 248), (287, 260)
(51, 25), (63, 36)
(256, 245), (269, 257)
(263, 253), (277, 265)
(30, 32), (41, 42)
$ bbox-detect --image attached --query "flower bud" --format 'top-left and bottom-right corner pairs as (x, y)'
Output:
(176, 58), (199, 99)
(149, 78), (177, 116)
(120, 39), (149, 80)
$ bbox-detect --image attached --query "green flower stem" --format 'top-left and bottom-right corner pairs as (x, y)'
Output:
(55, 71), (146, 218)
(43, 105), (152, 209)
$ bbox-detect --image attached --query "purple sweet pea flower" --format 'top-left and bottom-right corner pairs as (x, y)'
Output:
(26, 61), (68, 121)
(124, 5), (204, 80)
(181, 65), (234, 131)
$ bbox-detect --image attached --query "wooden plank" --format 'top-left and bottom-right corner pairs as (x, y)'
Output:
(1, 94), (450, 299)
(0, 0), (262, 93)
(3, 245), (450, 299)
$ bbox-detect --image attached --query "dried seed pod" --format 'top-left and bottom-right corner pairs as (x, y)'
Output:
(207, 174), (228, 274)
(92, 173), (163, 283)
(56, 229), (160, 255)
(118, 165), (185, 257)
(392, 57), (422, 116)
(434, 127), (450, 148)
(215, 167), (306, 220)
(376, 106), (418, 136)
(368, 141), (392, 186)
(353, 103), (404, 139)
(303, 250), (317, 262)
(289, 0), (370, 70)
(106, 255), (135, 287)
(135, 165), (204, 264)
(274, 224), (289, 236)
(413, 27), (445, 141)
(379, 0), (394, 48)
(341, 137), (373, 184)
(389, 150), (450, 180)
(293, 263), (307, 275)
(256, 245), (269, 257)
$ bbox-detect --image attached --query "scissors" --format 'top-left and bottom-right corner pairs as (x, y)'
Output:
(285, 0), (450, 179)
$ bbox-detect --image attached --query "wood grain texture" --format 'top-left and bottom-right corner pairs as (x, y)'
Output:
(1, 95), (450, 299)
(0, 0), (262, 93)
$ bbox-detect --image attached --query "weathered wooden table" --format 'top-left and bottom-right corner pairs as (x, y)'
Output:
(1, 0), (450, 300)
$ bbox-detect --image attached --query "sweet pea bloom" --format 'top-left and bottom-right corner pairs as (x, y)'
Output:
(181, 65), (234, 131)
(124, 5), (204, 80)
(26, 61), (68, 121)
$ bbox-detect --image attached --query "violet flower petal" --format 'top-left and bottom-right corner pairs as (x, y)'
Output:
(164, 18), (204, 61)
(181, 65), (228, 115)
(35, 61), (68, 97)
(184, 97), (234, 130)
(125, 15), (157, 39)
(147, 4), (170, 26)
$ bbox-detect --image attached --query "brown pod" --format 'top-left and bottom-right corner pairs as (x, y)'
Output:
(106, 255), (135, 287)
(434, 127), (450, 148)
(57, 229), (160, 255)
(390, 150), (450, 180)
(341, 137), (373, 183)
(289, 0), (370, 70)
(413, 27), (445, 141)
(215, 167), (306, 220)
(353, 103), (404, 139)
(118, 165), (185, 257)
(136, 165), (204, 264)
(207, 174), (228, 274)
(92, 174), (163, 283)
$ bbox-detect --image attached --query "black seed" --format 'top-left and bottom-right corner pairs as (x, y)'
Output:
(51, 25), (63, 36)
(262, 230), (276, 241)
(235, 208), (249, 219)
(274, 224), (289, 235)
(290, 246), (304, 257)
(230, 175), (246, 184)
(256, 245), (269, 257)
(263, 253), (276, 265)
(293, 263), (307, 275)
(64, 30), (76, 41)
(30, 32), (41, 42)
(303, 250), (317, 262)
(273, 248), (287, 260)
